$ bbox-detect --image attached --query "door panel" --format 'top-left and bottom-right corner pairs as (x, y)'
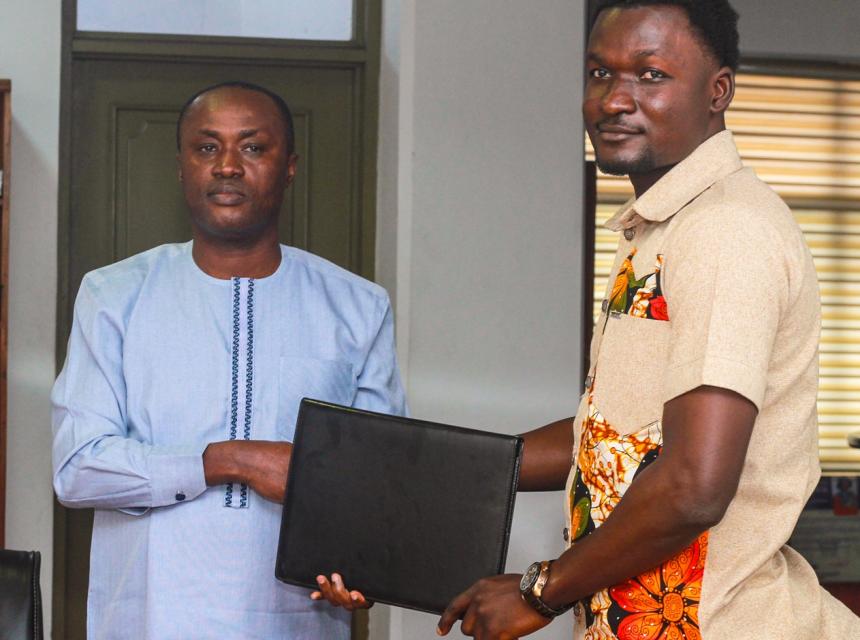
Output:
(116, 108), (189, 256)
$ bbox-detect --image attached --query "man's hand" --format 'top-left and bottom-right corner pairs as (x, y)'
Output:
(437, 574), (551, 640)
(203, 440), (292, 503)
(310, 573), (373, 611)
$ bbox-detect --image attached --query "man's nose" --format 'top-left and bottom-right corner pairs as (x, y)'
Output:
(601, 78), (636, 114)
(213, 148), (244, 178)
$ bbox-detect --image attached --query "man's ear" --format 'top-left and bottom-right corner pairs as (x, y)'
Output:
(711, 67), (735, 114)
(177, 153), (183, 183)
(286, 153), (299, 187)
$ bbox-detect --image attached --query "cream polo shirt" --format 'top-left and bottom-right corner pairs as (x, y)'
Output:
(565, 130), (860, 640)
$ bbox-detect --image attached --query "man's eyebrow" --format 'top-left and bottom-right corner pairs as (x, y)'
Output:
(588, 49), (662, 64)
(194, 128), (262, 139)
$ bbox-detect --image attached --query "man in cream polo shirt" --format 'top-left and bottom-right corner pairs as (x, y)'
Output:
(431, 1), (860, 639)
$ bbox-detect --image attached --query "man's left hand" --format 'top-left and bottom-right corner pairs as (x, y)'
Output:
(203, 440), (292, 503)
(437, 574), (551, 640)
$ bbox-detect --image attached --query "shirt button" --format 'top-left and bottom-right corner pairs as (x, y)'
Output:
(601, 299), (608, 313)
(584, 375), (593, 390)
(573, 603), (583, 617)
(624, 228), (636, 241)
(563, 527), (570, 542)
(175, 492), (186, 502)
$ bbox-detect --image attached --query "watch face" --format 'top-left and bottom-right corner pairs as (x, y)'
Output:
(520, 562), (541, 592)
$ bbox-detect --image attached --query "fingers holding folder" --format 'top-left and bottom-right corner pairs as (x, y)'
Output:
(310, 573), (372, 611)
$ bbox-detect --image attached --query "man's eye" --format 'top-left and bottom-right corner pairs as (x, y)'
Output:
(198, 144), (217, 153)
(589, 68), (610, 79)
(642, 69), (666, 80)
(244, 144), (264, 154)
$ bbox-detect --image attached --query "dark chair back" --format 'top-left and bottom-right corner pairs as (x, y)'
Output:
(0, 550), (43, 640)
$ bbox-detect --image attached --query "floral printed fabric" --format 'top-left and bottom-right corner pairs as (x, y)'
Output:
(609, 534), (707, 640)
(609, 251), (668, 321)
(570, 393), (708, 640)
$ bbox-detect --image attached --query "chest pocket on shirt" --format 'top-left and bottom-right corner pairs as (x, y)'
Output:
(592, 314), (671, 435)
(277, 356), (356, 441)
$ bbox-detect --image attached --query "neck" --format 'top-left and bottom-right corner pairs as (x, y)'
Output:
(629, 166), (673, 199)
(192, 228), (282, 279)
(627, 123), (727, 199)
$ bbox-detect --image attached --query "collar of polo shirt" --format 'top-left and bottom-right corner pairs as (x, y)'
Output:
(605, 130), (744, 232)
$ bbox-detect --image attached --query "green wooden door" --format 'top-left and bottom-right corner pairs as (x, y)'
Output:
(56, 7), (380, 638)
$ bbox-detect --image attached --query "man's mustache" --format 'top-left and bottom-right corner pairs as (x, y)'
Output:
(596, 118), (644, 134)
(207, 181), (246, 196)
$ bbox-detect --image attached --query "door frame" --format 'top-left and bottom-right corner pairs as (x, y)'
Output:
(54, 1), (382, 637)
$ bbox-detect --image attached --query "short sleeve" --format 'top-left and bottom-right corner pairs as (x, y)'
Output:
(661, 212), (787, 411)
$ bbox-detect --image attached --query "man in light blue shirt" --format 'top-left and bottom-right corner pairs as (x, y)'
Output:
(51, 81), (405, 639)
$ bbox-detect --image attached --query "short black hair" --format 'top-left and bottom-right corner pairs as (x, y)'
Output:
(590, 0), (740, 71)
(176, 80), (295, 155)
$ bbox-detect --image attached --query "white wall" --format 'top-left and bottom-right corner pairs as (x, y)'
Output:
(375, 1), (586, 638)
(0, 0), (61, 635)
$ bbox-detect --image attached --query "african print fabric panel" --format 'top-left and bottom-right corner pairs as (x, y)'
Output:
(570, 392), (708, 640)
(608, 251), (667, 321)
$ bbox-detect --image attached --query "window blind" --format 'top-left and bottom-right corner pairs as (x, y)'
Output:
(587, 71), (860, 473)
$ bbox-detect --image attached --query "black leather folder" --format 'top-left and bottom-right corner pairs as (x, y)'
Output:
(275, 399), (523, 614)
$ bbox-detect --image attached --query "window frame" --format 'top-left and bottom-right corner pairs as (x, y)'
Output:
(75, 0), (358, 44)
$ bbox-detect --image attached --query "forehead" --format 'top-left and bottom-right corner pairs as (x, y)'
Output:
(588, 5), (710, 64)
(182, 88), (283, 133)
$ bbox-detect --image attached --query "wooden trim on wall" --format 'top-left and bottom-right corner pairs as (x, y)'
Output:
(70, 37), (371, 64)
(51, 0), (76, 628)
(0, 79), (11, 548)
(357, 0), (382, 282)
(581, 0), (597, 388)
(581, 160), (596, 387)
(740, 56), (860, 80)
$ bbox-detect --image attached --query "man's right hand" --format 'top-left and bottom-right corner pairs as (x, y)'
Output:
(203, 440), (292, 503)
(310, 573), (373, 611)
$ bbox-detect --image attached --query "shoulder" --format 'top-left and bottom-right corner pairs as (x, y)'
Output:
(280, 246), (390, 307)
(686, 168), (797, 237)
(78, 243), (187, 311)
(669, 168), (804, 258)
(663, 168), (817, 307)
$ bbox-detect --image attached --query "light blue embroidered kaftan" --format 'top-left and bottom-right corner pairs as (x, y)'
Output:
(52, 241), (406, 639)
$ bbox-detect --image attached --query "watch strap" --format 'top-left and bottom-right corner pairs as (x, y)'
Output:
(520, 561), (573, 619)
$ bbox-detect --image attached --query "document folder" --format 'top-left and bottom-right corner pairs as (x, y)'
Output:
(275, 399), (523, 614)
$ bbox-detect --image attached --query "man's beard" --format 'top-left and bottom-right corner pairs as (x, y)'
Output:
(595, 148), (657, 177)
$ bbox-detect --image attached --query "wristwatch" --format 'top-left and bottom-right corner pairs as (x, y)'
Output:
(519, 561), (572, 618)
